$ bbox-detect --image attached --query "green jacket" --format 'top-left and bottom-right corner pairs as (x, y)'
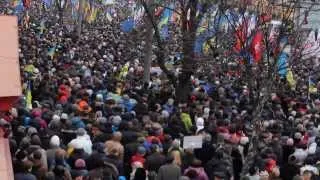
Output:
(181, 112), (193, 132)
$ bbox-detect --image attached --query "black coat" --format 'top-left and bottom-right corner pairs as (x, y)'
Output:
(145, 152), (166, 172)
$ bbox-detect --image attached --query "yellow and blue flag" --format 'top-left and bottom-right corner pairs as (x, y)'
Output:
(158, 4), (174, 39)
(309, 77), (318, 94)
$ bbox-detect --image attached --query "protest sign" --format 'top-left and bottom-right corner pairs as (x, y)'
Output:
(183, 136), (203, 149)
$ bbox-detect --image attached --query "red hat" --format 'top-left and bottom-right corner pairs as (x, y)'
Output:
(265, 159), (276, 173)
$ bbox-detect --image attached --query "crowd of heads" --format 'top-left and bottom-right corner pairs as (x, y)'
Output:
(1, 1), (320, 180)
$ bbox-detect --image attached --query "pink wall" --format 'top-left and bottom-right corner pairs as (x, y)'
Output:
(0, 16), (21, 97)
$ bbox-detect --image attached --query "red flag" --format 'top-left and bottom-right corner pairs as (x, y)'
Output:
(23, 0), (31, 8)
(250, 31), (264, 63)
(155, 7), (164, 17)
(260, 14), (272, 24)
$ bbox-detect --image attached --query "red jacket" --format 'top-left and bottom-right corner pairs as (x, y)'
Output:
(131, 154), (145, 166)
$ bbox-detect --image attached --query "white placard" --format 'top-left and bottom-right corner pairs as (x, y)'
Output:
(183, 136), (203, 149)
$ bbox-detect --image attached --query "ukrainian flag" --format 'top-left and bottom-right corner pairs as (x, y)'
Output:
(309, 77), (318, 94)
(158, 4), (174, 39)
(197, 17), (209, 35)
(87, 6), (98, 23)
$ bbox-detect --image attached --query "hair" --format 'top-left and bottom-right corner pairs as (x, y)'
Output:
(165, 154), (175, 164)
(185, 169), (199, 179)
(22, 160), (33, 172)
(33, 149), (42, 160)
(133, 168), (147, 180)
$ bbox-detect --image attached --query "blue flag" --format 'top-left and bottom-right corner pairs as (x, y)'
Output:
(278, 52), (288, 78)
(120, 18), (134, 32)
(43, 0), (53, 8)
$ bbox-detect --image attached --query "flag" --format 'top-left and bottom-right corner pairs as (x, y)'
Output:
(120, 18), (134, 32)
(158, 5), (174, 39)
(13, 0), (24, 14)
(47, 46), (56, 59)
(106, 12), (112, 22)
(26, 82), (32, 110)
(155, 7), (163, 17)
(194, 34), (208, 55)
(171, 11), (181, 25)
(134, 6), (145, 25)
(86, 5), (98, 23)
(309, 76), (318, 94)
(160, 25), (169, 39)
(197, 16), (209, 35)
(84, 0), (91, 16)
(302, 30), (320, 60)
(196, 4), (202, 18)
(22, 0), (31, 8)
(277, 52), (288, 78)
(42, 0), (53, 8)
(286, 69), (296, 90)
(250, 30), (263, 63)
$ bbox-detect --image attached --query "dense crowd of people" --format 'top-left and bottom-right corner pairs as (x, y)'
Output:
(1, 1), (320, 180)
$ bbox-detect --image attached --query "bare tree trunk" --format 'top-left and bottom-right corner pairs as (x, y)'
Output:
(77, 0), (85, 38)
(141, 0), (177, 86)
(143, 0), (154, 84)
(176, 1), (198, 103)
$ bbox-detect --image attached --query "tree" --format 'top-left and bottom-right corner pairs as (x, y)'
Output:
(141, 0), (320, 175)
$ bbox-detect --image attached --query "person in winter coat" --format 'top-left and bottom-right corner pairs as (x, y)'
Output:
(68, 128), (93, 155)
(205, 148), (233, 180)
(184, 159), (209, 180)
(180, 110), (193, 133)
(105, 131), (124, 161)
(131, 146), (146, 167)
(14, 160), (37, 180)
(145, 144), (166, 173)
(133, 167), (148, 180)
(70, 159), (89, 178)
(47, 135), (62, 170)
(157, 155), (181, 180)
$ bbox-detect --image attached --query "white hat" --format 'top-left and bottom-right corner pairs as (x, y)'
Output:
(52, 114), (60, 121)
(204, 108), (210, 114)
(61, 113), (68, 120)
(196, 117), (204, 132)
(161, 110), (169, 118)
(96, 94), (103, 101)
(50, 135), (60, 147)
